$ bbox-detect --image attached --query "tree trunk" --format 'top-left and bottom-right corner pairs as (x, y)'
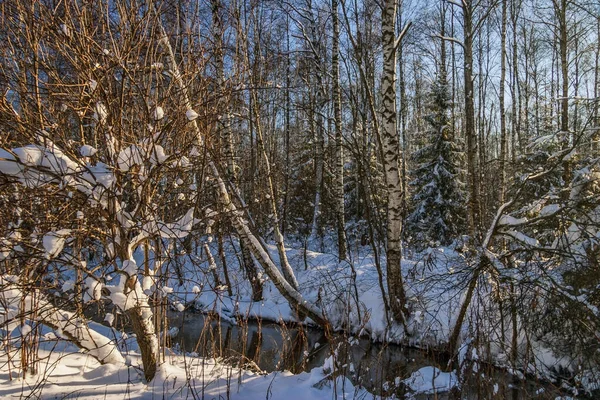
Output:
(510, 2), (520, 163)
(499, 0), (507, 204)
(235, 0), (264, 302)
(308, 4), (326, 247)
(595, 16), (600, 150)
(463, 0), (480, 236)
(555, 0), (570, 187)
(332, 0), (348, 261)
(242, 6), (299, 291)
(381, 0), (408, 324)
(3, 283), (125, 366)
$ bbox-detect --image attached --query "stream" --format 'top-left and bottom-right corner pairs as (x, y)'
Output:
(168, 311), (565, 399)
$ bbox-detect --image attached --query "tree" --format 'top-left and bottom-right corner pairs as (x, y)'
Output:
(406, 32), (466, 247)
(381, 0), (410, 324)
(332, 0), (348, 261)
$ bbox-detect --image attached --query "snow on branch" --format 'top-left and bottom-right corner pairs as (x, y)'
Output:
(0, 276), (124, 365)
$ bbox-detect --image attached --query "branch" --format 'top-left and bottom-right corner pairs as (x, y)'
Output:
(435, 34), (465, 49)
(394, 21), (412, 51)
(444, 0), (464, 8)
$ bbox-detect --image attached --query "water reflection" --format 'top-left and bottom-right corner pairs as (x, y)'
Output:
(168, 312), (565, 399)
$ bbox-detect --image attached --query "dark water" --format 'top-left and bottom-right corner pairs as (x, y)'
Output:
(168, 312), (566, 399)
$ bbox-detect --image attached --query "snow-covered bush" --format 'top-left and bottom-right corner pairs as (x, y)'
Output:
(0, 0), (223, 381)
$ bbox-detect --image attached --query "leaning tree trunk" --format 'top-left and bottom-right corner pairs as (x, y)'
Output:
(213, 0), (262, 301)
(249, 86), (299, 290)
(381, 0), (408, 325)
(1, 281), (125, 366)
(240, 6), (298, 291)
(156, 15), (328, 329)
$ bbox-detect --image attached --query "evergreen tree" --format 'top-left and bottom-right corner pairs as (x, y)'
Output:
(406, 65), (466, 246)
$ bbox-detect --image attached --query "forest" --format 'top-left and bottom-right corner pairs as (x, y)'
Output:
(0, 0), (599, 398)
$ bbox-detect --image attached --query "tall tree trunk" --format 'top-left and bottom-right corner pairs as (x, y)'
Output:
(510, 2), (520, 163)
(332, 0), (348, 261)
(119, 243), (159, 382)
(462, 0), (480, 236)
(381, 0), (408, 324)
(555, 0), (571, 188)
(499, 0), (507, 204)
(308, 1), (326, 246)
(595, 16), (600, 150)
(398, 5), (408, 218)
(282, 15), (292, 236)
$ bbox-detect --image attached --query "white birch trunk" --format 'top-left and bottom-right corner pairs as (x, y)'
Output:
(381, 0), (408, 324)
(332, 0), (348, 261)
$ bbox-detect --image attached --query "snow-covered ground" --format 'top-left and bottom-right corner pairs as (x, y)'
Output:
(0, 334), (368, 399)
(1, 239), (597, 399)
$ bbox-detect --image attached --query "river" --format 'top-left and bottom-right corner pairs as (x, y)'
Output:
(168, 311), (566, 399)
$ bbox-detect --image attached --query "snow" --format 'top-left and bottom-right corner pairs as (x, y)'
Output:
(93, 101), (108, 124)
(134, 208), (198, 243)
(122, 259), (137, 276)
(42, 229), (72, 259)
(402, 366), (458, 394)
(153, 106), (164, 120)
(104, 313), (115, 326)
(0, 276), (124, 365)
(19, 323), (32, 336)
(539, 203), (560, 217)
(186, 109), (199, 121)
(106, 275), (149, 314)
(117, 143), (167, 172)
(80, 145), (97, 157)
(84, 276), (102, 302)
(504, 230), (540, 247)
(62, 279), (75, 292)
(60, 23), (70, 37)
(142, 272), (155, 294)
(498, 215), (527, 226)
(0, 346), (367, 399)
(117, 145), (143, 172)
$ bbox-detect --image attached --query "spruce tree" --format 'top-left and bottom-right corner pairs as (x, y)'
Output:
(406, 64), (466, 247)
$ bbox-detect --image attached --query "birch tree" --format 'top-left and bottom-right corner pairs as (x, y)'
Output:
(381, 0), (410, 324)
(332, 0), (348, 261)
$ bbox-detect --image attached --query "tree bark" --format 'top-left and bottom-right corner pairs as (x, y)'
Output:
(332, 0), (348, 261)
(460, 0), (480, 236)
(555, 0), (571, 187)
(499, 0), (508, 204)
(381, 0), (408, 324)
